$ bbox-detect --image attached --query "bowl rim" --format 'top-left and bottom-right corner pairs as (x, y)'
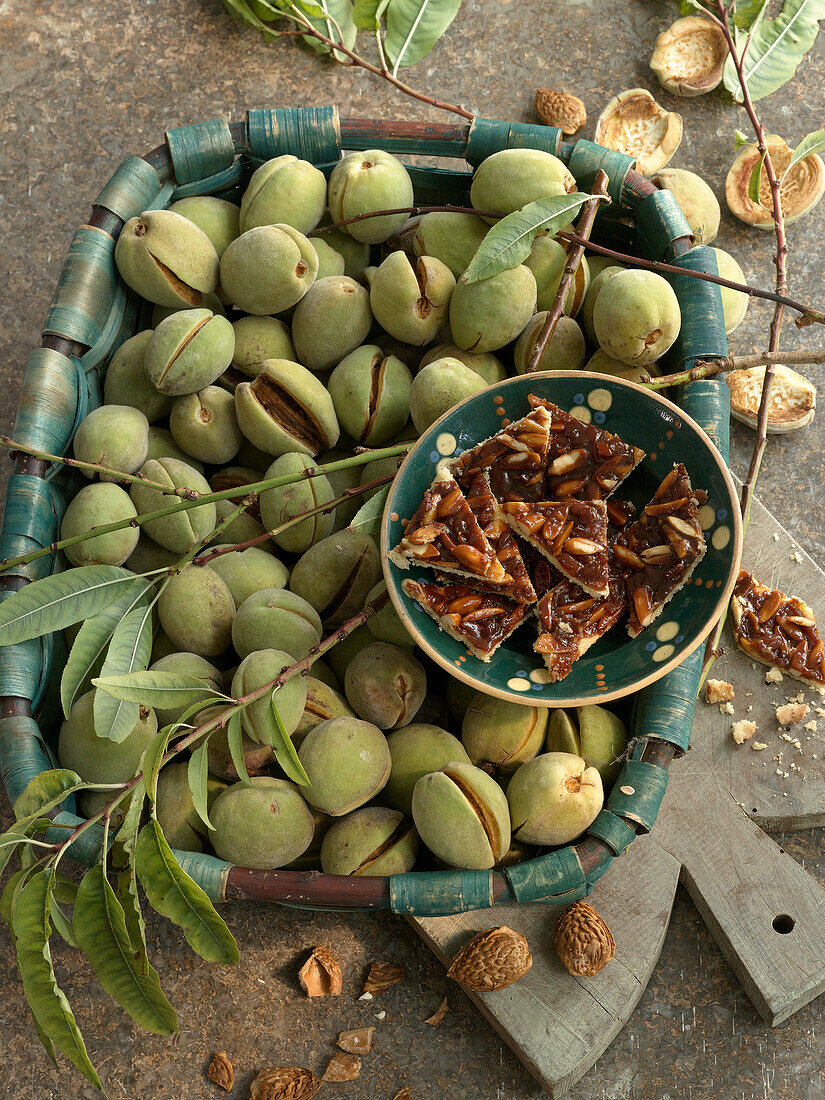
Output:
(381, 370), (743, 708)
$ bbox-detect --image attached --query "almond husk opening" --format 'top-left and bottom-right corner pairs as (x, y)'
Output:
(650, 16), (728, 97)
(595, 89), (683, 176)
(725, 135), (825, 228)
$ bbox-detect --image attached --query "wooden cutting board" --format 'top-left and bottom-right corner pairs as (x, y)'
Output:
(411, 489), (825, 1095)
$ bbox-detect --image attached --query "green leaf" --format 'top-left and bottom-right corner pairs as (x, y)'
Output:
(732, 0), (771, 30)
(226, 711), (252, 785)
(291, 0), (358, 60)
(348, 486), (390, 541)
(13, 871), (102, 1089)
(787, 128), (825, 171)
(0, 831), (29, 877)
(14, 769), (84, 822)
(0, 867), (30, 926)
(353, 0), (390, 28)
(93, 605), (154, 742)
(723, 0), (825, 102)
(49, 898), (78, 949)
(461, 193), (591, 284)
(187, 740), (214, 831)
(74, 865), (178, 1035)
(218, 0), (285, 37)
(141, 728), (172, 804)
(748, 148), (767, 205)
(93, 669), (221, 709)
(734, 128), (751, 147)
(384, 0), (461, 70)
(270, 698), (310, 786)
(113, 789), (149, 974)
(61, 579), (155, 718)
(52, 874), (78, 907)
(0, 566), (138, 647)
(134, 820), (239, 964)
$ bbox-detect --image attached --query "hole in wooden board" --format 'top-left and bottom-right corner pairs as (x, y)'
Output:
(772, 914), (795, 934)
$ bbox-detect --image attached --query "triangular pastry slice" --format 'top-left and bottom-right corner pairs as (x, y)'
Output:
(533, 570), (627, 682)
(388, 476), (509, 586)
(402, 578), (529, 662)
(501, 499), (610, 598)
(447, 405), (552, 503)
(462, 472), (537, 604)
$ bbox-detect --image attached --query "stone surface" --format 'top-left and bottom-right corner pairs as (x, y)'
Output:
(1, 1), (825, 1097)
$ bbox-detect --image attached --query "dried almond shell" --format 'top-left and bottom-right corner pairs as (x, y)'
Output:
(323, 1052), (361, 1082)
(207, 1051), (234, 1092)
(726, 135), (825, 228)
(650, 15), (727, 97)
(554, 900), (615, 977)
(595, 89), (682, 176)
(362, 960), (405, 995)
(535, 88), (587, 134)
(727, 365), (816, 434)
(250, 1066), (322, 1100)
(424, 996), (449, 1025)
(447, 925), (532, 992)
(337, 1026), (375, 1054)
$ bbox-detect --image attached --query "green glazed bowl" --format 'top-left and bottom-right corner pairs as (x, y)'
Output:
(381, 372), (742, 708)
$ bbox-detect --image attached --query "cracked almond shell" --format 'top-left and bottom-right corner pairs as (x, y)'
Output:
(115, 209), (219, 308)
(726, 134), (825, 228)
(595, 88), (683, 176)
(234, 359), (339, 458)
(298, 945), (343, 996)
(727, 365), (816, 434)
(412, 761), (511, 870)
(650, 15), (727, 97)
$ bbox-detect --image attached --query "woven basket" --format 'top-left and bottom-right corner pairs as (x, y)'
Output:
(0, 108), (730, 915)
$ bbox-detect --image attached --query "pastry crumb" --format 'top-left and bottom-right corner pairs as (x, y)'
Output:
(804, 720), (818, 732)
(751, 741), (768, 751)
(705, 678), (734, 704)
(765, 667), (784, 684)
(719, 701), (735, 715)
(776, 702), (809, 726)
(732, 719), (757, 744)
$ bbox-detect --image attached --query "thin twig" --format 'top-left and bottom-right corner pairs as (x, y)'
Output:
(526, 171), (610, 373)
(643, 348), (825, 390)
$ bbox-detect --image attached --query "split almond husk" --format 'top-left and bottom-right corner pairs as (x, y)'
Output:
(650, 15), (728, 97)
(447, 926), (532, 992)
(323, 1052), (361, 1082)
(535, 89), (587, 134)
(298, 945), (343, 997)
(727, 365), (816, 434)
(726, 135), (825, 228)
(595, 88), (682, 176)
(249, 1066), (322, 1100)
(554, 900), (615, 977)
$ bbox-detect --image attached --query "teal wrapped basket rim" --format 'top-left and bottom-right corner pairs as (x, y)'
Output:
(0, 109), (731, 915)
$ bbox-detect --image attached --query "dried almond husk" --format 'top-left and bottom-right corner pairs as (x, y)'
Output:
(298, 945), (343, 997)
(362, 960), (405, 995)
(535, 89), (587, 134)
(595, 89), (682, 176)
(337, 1026), (375, 1054)
(323, 1052), (361, 1082)
(650, 15), (727, 96)
(249, 1066), (322, 1100)
(726, 135), (825, 228)
(207, 1051), (234, 1092)
(727, 365), (816, 434)
(447, 926), (532, 992)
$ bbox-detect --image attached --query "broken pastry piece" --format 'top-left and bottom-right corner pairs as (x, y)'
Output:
(533, 574), (627, 682)
(527, 394), (645, 500)
(402, 579), (529, 661)
(447, 405), (552, 503)
(463, 472), (537, 604)
(732, 569), (825, 689)
(501, 499), (610, 598)
(389, 476), (509, 586)
(614, 462), (707, 637)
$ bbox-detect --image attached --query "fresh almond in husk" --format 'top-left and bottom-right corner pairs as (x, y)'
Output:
(298, 945), (343, 996)
(447, 926), (532, 992)
(554, 900), (615, 977)
(249, 1066), (322, 1100)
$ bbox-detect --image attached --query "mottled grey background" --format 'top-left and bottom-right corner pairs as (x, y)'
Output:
(0, 1), (824, 1097)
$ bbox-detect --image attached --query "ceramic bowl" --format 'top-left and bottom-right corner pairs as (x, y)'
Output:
(381, 372), (742, 707)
